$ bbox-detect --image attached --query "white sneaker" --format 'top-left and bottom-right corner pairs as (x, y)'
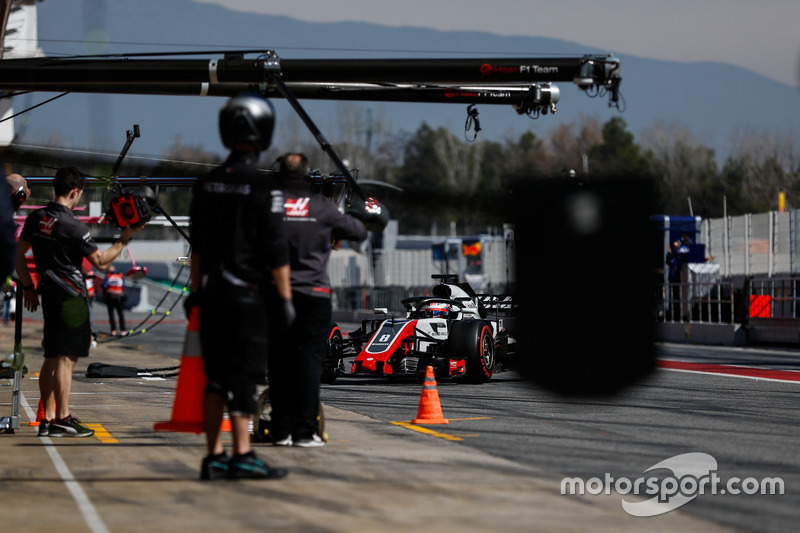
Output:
(272, 435), (292, 446)
(293, 434), (325, 448)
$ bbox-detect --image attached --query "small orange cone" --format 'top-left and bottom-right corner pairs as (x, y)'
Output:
(28, 399), (49, 427)
(154, 307), (207, 434)
(220, 413), (232, 433)
(412, 365), (449, 424)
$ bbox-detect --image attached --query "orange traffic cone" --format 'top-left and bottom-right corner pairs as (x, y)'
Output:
(220, 412), (232, 433)
(154, 307), (207, 434)
(412, 365), (449, 424)
(28, 398), (52, 427)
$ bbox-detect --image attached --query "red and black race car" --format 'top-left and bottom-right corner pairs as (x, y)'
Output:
(323, 275), (515, 384)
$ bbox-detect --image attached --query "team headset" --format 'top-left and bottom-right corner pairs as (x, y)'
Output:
(10, 186), (26, 210)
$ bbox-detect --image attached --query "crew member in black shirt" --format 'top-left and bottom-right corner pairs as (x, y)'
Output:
(189, 94), (292, 480)
(16, 166), (143, 437)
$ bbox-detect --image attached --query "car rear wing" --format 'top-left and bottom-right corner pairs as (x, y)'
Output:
(476, 295), (516, 318)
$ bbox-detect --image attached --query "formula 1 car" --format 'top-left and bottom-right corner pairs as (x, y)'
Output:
(322, 275), (515, 384)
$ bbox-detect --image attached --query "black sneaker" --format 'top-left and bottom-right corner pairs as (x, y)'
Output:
(37, 419), (49, 437)
(49, 416), (94, 438)
(200, 452), (229, 480)
(227, 452), (288, 480)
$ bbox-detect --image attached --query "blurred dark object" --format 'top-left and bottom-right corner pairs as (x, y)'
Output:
(512, 175), (655, 395)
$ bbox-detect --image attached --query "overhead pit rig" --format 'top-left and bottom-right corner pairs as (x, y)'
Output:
(0, 50), (622, 114)
(0, 51), (622, 196)
(0, 51), (622, 188)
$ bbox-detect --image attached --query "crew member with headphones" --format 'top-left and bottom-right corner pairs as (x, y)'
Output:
(7, 173), (29, 212)
(267, 153), (386, 448)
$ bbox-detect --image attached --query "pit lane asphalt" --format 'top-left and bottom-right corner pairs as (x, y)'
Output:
(0, 313), (729, 532)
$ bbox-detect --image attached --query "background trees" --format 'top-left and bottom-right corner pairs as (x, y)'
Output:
(222, 113), (800, 233)
(8, 109), (798, 236)
(342, 115), (800, 234)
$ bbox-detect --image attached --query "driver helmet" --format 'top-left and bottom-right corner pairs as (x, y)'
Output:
(423, 302), (450, 318)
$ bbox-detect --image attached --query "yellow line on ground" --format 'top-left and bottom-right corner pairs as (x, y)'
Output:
(84, 423), (118, 444)
(391, 421), (464, 441)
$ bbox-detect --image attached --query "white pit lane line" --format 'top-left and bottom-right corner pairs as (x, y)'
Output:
(21, 392), (111, 533)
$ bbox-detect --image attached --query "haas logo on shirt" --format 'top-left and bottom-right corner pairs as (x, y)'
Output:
(285, 197), (310, 217)
(39, 216), (57, 236)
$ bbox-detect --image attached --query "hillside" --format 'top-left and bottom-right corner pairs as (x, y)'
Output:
(13, 0), (800, 163)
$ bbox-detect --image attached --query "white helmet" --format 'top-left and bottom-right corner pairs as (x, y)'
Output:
(422, 302), (450, 318)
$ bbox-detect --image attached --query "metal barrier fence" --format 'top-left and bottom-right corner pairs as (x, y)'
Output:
(658, 280), (736, 324)
(750, 277), (800, 319)
(656, 277), (800, 324)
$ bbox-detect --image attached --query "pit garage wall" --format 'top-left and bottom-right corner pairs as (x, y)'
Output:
(703, 211), (795, 278)
(326, 231), (516, 291)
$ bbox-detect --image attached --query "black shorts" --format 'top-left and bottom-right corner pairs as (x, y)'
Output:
(199, 279), (269, 387)
(41, 289), (91, 359)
